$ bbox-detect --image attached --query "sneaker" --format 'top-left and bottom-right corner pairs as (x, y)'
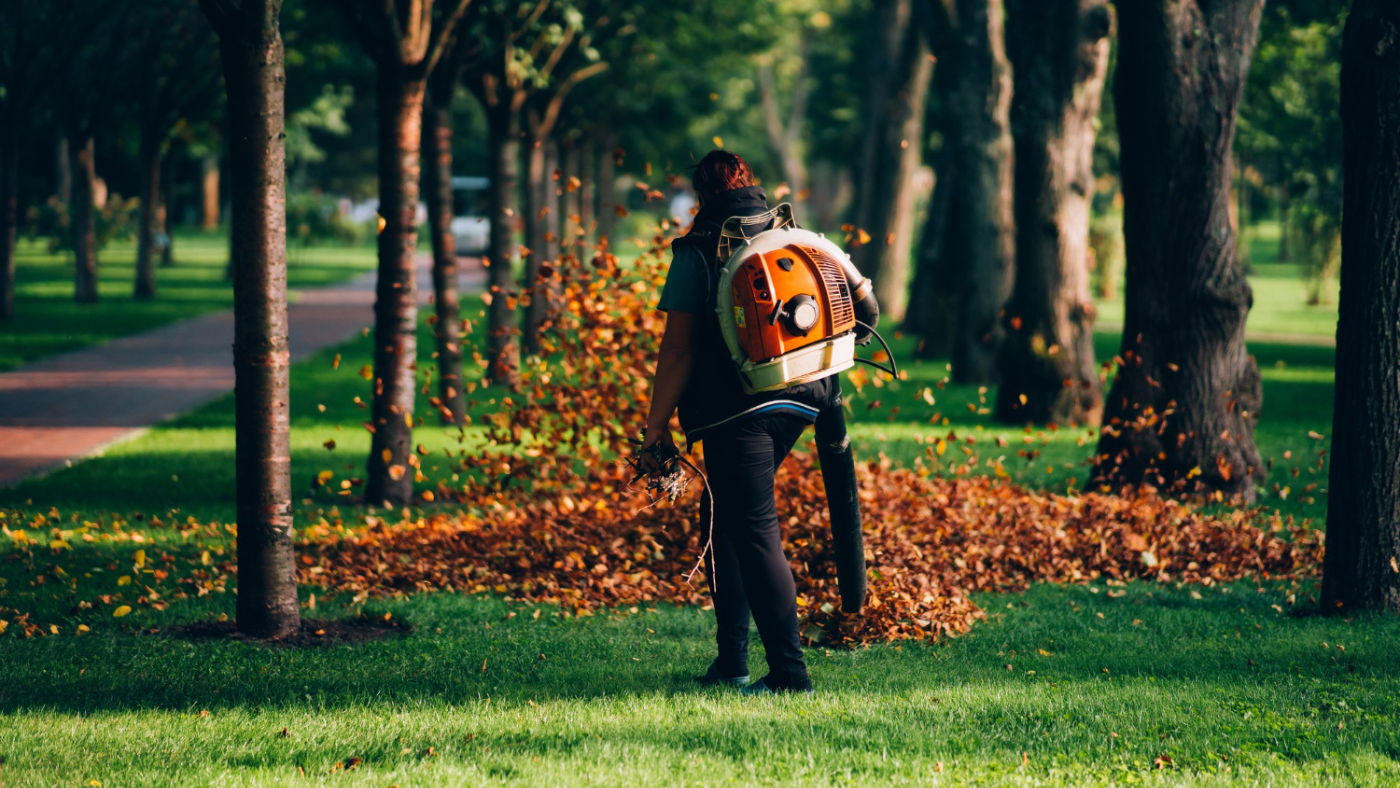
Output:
(697, 660), (749, 687)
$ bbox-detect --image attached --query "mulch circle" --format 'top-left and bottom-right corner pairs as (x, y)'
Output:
(167, 617), (409, 647)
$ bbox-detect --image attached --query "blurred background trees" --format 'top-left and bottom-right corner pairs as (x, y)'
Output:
(0, 0), (1362, 513)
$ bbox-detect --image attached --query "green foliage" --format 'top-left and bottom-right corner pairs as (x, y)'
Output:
(22, 194), (140, 254)
(286, 192), (371, 248)
(1237, 5), (1344, 301)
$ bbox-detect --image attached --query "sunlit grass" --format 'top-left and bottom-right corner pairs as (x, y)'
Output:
(0, 222), (1371, 788)
(0, 231), (375, 371)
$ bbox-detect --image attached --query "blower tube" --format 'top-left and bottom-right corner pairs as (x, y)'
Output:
(815, 403), (866, 614)
(833, 253), (880, 345)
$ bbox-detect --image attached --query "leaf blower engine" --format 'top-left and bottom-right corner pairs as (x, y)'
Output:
(715, 204), (895, 395)
(712, 204), (895, 615)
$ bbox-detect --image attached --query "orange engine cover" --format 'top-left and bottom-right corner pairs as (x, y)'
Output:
(729, 244), (856, 364)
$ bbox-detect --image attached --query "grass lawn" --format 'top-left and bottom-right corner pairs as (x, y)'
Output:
(0, 222), (1378, 787)
(1093, 220), (1341, 340)
(0, 231), (375, 371)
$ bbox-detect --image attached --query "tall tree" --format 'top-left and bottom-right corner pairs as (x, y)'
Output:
(756, 39), (813, 221)
(1320, 0), (1400, 615)
(50, 6), (132, 305)
(1093, 0), (1265, 499)
(994, 0), (1112, 425)
(850, 0), (932, 323)
(909, 0), (1015, 383)
(334, 0), (474, 507)
(0, 1), (98, 319)
(132, 0), (223, 299)
(461, 0), (548, 389)
(198, 0), (299, 639)
(423, 41), (471, 426)
(519, 21), (608, 355)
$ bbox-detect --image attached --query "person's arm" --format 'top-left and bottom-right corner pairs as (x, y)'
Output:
(639, 310), (698, 469)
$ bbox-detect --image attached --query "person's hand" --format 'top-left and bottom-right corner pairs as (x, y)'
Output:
(638, 426), (678, 475)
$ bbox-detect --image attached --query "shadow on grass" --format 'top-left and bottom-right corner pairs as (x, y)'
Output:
(1, 582), (1396, 716)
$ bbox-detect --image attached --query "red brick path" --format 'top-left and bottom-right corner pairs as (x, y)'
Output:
(0, 257), (483, 488)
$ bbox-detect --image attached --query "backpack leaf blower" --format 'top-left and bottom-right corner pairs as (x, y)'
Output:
(711, 204), (894, 614)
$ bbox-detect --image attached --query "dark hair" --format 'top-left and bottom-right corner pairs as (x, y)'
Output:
(690, 150), (754, 201)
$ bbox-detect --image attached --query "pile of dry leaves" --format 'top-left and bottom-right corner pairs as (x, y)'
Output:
(294, 222), (1324, 646)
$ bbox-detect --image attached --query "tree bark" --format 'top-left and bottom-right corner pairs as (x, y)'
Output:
(365, 71), (426, 507)
(756, 48), (812, 221)
(595, 128), (617, 243)
(0, 127), (16, 321)
(57, 137), (73, 207)
(201, 153), (221, 229)
(204, 0), (299, 639)
(578, 135), (596, 245)
(135, 125), (163, 299)
(904, 140), (958, 355)
(1320, 0), (1400, 615)
(522, 135), (560, 355)
(423, 91), (468, 427)
(161, 182), (175, 267)
(484, 105), (520, 387)
(71, 136), (100, 305)
(1093, 0), (1265, 499)
(995, 0), (1112, 426)
(945, 0), (1016, 385)
(851, 0), (931, 323)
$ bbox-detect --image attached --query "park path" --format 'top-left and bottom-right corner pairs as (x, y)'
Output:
(0, 256), (483, 488)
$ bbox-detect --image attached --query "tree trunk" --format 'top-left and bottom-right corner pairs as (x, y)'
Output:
(135, 126), (162, 299)
(560, 137), (580, 248)
(209, 0), (299, 639)
(578, 136), (596, 245)
(201, 153), (221, 229)
(850, 0), (931, 323)
(522, 134), (559, 355)
(1093, 0), (1265, 499)
(1320, 0), (1400, 615)
(484, 105), (520, 387)
(995, 0), (1112, 426)
(423, 93), (467, 426)
(0, 127), (16, 321)
(56, 137), (73, 206)
(71, 136), (100, 305)
(364, 71), (426, 508)
(595, 128), (617, 243)
(904, 141), (958, 355)
(161, 184), (175, 267)
(946, 0), (1016, 385)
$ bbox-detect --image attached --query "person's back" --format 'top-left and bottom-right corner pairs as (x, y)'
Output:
(639, 150), (838, 694)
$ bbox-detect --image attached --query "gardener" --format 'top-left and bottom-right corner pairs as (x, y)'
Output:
(640, 150), (837, 695)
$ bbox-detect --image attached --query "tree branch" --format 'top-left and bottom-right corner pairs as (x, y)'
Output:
(423, 0), (474, 75)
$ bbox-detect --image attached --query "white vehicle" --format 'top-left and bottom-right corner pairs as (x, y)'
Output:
(451, 176), (490, 256)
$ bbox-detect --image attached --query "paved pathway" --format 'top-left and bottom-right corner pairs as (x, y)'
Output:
(0, 256), (483, 488)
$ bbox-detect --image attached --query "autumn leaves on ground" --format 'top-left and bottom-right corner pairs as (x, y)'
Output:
(2, 233), (1322, 644)
(4, 232), (1397, 785)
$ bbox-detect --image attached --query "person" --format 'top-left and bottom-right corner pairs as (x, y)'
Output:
(640, 150), (838, 695)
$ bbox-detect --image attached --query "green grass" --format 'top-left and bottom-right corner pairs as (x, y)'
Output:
(1, 582), (1397, 786)
(1093, 220), (1340, 341)
(0, 221), (1376, 787)
(0, 231), (375, 371)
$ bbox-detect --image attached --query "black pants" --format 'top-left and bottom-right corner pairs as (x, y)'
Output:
(699, 413), (811, 689)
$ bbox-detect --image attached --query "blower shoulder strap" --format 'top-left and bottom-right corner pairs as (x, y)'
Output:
(715, 202), (798, 265)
